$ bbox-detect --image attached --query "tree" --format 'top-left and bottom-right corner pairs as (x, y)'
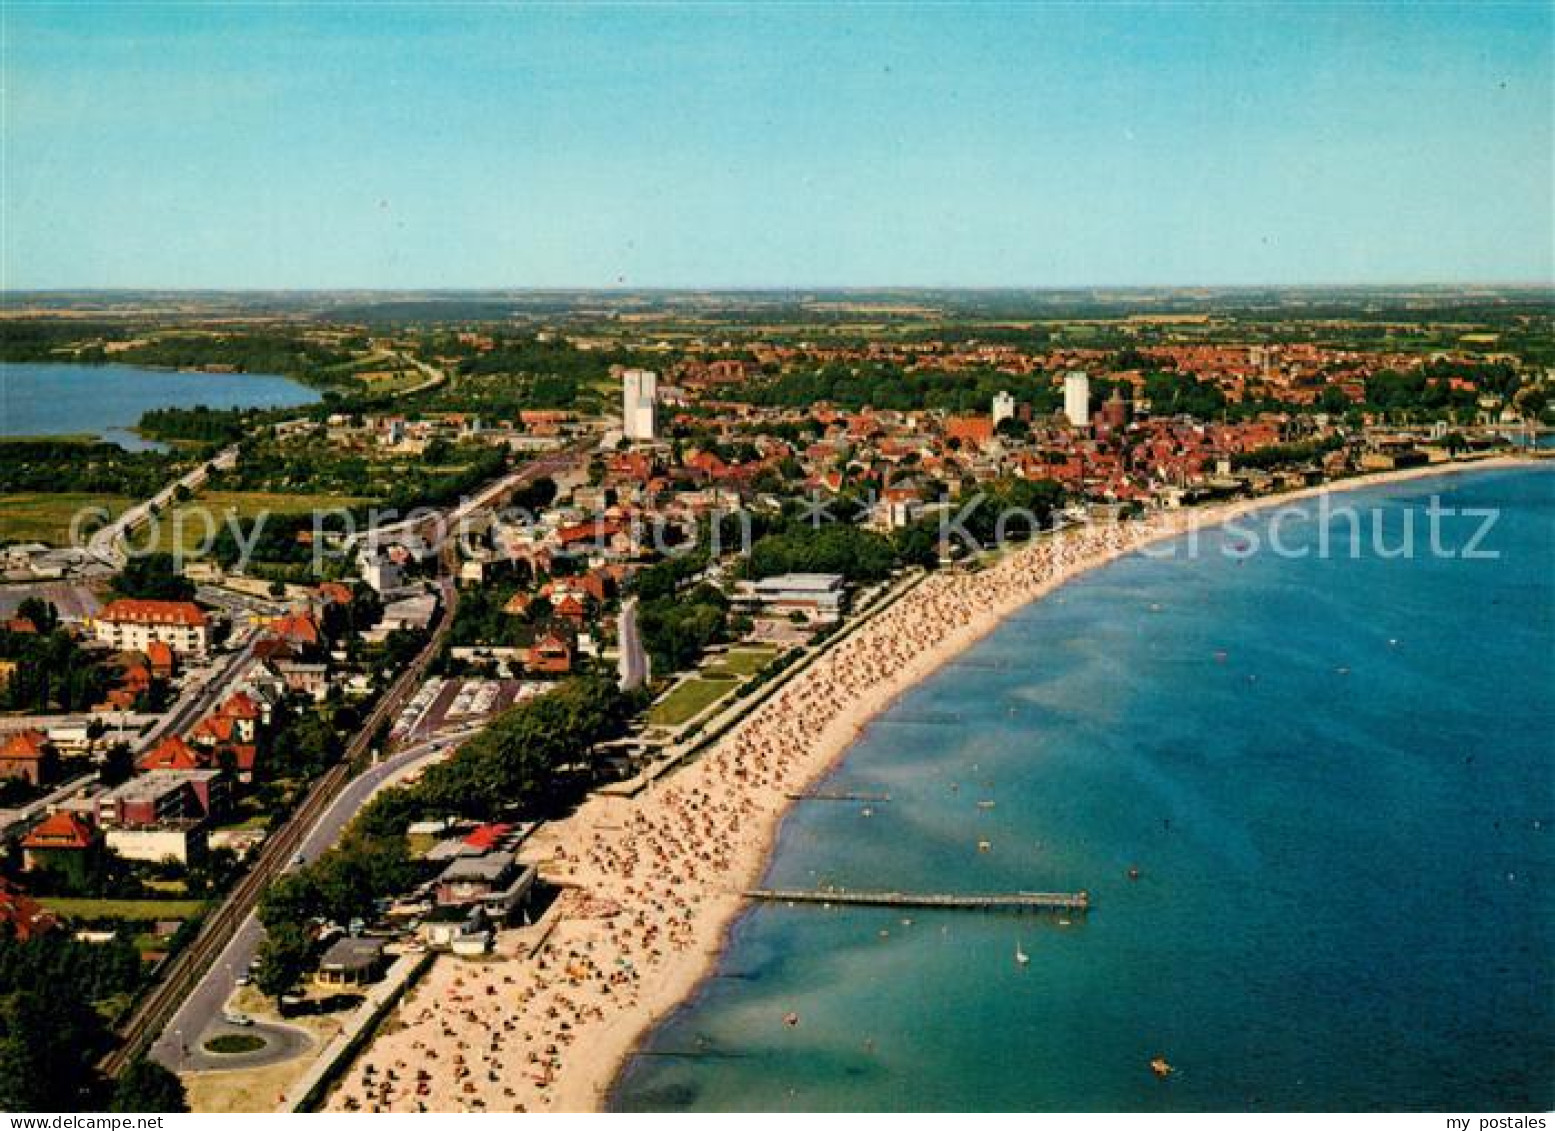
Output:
(100, 743), (135, 787)
(113, 553), (194, 602)
(15, 598), (57, 634)
(254, 923), (312, 1004)
(259, 872), (322, 929)
(110, 1058), (188, 1113)
(0, 988), (108, 1110)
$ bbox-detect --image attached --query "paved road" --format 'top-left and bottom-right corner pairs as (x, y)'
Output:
(195, 584), (287, 621)
(136, 630), (260, 752)
(121, 430), (591, 1076)
(367, 440), (589, 543)
(87, 446), (241, 567)
(0, 772), (96, 841)
(177, 1017), (314, 1073)
(149, 727), (474, 1072)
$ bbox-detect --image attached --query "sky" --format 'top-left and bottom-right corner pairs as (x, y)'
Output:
(3, 2), (1552, 289)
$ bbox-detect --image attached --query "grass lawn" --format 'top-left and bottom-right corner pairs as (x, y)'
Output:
(125, 490), (374, 556)
(354, 370), (426, 395)
(205, 1034), (266, 1055)
(40, 897), (206, 921)
(211, 812), (270, 832)
(706, 646), (779, 678)
(0, 493), (137, 546)
(647, 675), (741, 727)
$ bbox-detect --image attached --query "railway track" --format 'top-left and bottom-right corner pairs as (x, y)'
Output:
(101, 578), (457, 1077)
(100, 439), (587, 1076)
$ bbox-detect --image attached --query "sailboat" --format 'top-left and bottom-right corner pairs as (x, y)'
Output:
(1015, 942), (1030, 966)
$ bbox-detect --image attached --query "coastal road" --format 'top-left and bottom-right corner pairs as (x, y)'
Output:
(149, 725), (477, 1072)
(111, 428), (597, 1077)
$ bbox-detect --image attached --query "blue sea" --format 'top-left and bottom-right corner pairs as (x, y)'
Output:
(613, 467), (1555, 1112)
(0, 361), (317, 450)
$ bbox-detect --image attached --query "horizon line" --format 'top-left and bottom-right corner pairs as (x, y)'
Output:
(3, 281), (1554, 297)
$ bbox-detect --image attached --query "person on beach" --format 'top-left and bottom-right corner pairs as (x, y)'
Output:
(326, 513), (1178, 1113)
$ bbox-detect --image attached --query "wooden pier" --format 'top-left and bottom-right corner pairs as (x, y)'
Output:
(746, 888), (1090, 913)
(876, 711), (963, 726)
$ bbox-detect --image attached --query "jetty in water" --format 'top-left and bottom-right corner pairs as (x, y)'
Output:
(783, 789), (892, 803)
(745, 888), (1090, 913)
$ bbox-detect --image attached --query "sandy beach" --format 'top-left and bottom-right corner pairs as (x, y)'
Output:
(322, 455), (1540, 1114)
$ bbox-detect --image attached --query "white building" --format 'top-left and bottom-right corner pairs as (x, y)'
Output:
(733, 573), (846, 622)
(1063, 371), (1091, 429)
(621, 368), (658, 441)
(360, 551), (403, 594)
(992, 390), (1016, 428)
(92, 599), (211, 659)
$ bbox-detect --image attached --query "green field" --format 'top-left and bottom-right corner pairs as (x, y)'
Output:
(0, 493), (137, 546)
(647, 674), (740, 726)
(40, 898), (206, 921)
(127, 490), (373, 555)
(2, 487), (372, 551)
(706, 646), (779, 678)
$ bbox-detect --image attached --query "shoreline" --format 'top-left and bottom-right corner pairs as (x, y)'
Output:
(598, 453), (1545, 1105)
(321, 454), (1542, 1114)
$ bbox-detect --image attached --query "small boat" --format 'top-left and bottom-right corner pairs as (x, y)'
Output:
(977, 839), (992, 853)
(1150, 1057), (1174, 1078)
(1057, 917), (1071, 927)
(1015, 943), (1030, 966)
(861, 806), (874, 818)
(1127, 866), (1142, 881)
(977, 800), (996, 810)
(783, 1012), (800, 1027)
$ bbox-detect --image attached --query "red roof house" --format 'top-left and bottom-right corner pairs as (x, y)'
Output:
(0, 730), (57, 787)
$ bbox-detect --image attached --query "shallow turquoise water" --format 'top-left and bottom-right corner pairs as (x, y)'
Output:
(613, 467), (1555, 1112)
(0, 361), (317, 449)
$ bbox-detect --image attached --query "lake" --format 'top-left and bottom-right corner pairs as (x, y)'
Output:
(0, 361), (319, 450)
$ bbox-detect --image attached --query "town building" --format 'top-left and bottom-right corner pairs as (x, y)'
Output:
(0, 729), (58, 786)
(1064, 371), (1091, 429)
(360, 551), (404, 594)
(96, 769), (229, 829)
(93, 599), (211, 659)
(20, 810), (99, 881)
(434, 850), (538, 918)
(316, 936), (390, 988)
(0, 879), (59, 940)
(621, 368), (659, 441)
(734, 573), (847, 622)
